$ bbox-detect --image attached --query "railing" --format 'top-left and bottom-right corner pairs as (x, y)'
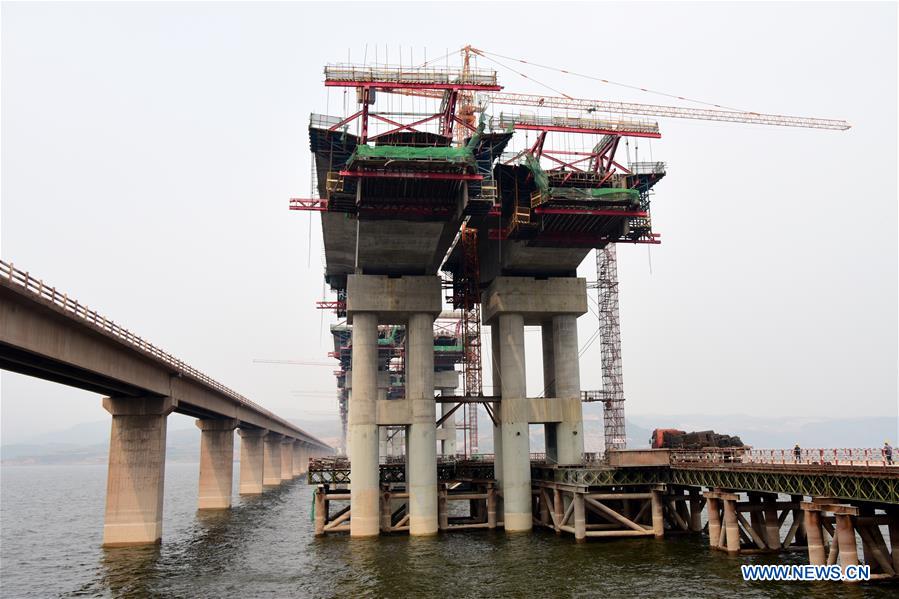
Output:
(498, 113), (659, 134)
(669, 447), (896, 468)
(742, 448), (896, 467)
(0, 260), (316, 442)
(511, 204), (531, 228)
(326, 171), (344, 194)
(669, 448), (746, 464)
(628, 161), (666, 175)
(324, 64), (498, 87)
(309, 113), (346, 130)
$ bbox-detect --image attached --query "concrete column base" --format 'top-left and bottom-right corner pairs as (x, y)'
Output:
(101, 396), (175, 547)
(196, 419), (237, 510)
(238, 428), (266, 495)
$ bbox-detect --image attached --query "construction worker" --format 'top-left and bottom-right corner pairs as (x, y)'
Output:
(793, 443), (802, 463)
(883, 441), (893, 465)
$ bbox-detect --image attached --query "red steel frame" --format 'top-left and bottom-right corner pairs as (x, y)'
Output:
(324, 79), (501, 144)
(512, 121), (660, 139)
(289, 198), (328, 211)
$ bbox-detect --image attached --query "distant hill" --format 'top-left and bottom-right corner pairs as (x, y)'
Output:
(1, 418), (341, 466)
(628, 413), (898, 449)
(3, 413), (895, 465)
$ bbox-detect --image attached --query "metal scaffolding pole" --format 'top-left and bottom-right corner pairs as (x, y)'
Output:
(597, 245), (627, 450)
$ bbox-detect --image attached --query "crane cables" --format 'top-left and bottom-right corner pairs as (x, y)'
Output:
(472, 48), (746, 111)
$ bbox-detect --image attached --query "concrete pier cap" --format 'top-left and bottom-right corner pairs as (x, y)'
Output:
(481, 277), (588, 326)
(345, 275), (442, 323)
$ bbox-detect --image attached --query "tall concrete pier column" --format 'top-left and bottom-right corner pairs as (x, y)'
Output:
(377, 379), (389, 459)
(101, 396), (174, 547)
(490, 326), (503, 491)
(238, 428), (266, 495)
(436, 370), (459, 456)
(292, 441), (305, 477)
(407, 312), (438, 535)
(280, 438), (294, 481)
(349, 311), (379, 536)
(196, 418), (237, 510)
(498, 312), (531, 532)
(551, 314), (584, 465)
(541, 322), (557, 463)
(263, 433), (283, 487)
(438, 394), (457, 455)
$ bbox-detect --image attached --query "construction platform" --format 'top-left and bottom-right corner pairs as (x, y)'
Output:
(310, 450), (899, 567)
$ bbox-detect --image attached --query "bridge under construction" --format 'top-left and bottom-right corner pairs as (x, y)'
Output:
(287, 46), (899, 580)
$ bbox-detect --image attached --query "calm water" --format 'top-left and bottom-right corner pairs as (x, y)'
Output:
(1, 463), (896, 598)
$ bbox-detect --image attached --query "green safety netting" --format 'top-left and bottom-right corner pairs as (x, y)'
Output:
(464, 112), (488, 150)
(523, 153), (550, 192)
(347, 144), (475, 167)
(546, 187), (641, 202)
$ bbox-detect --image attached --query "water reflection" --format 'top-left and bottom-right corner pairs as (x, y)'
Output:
(5, 466), (899, 598)
(100, 544), (161, 598)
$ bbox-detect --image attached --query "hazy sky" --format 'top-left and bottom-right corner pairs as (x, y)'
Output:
(1, 2), (896, 445)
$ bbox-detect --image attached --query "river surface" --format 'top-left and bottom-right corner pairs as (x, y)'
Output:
(1, 463), (896, 598)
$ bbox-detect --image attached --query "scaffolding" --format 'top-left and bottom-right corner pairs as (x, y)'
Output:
(324, 64), (499, 88)
(498, 113), (660, 137)
(597, 245), (627, 451)
(459, 227), (482, 455)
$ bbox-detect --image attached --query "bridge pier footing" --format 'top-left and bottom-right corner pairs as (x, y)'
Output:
(196, 418), (237, 509)
(101, 396), (175, 547)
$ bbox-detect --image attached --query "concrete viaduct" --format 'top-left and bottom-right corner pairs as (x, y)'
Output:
(0, 261), (332, 546)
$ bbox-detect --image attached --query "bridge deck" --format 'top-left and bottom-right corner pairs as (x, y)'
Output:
(0, 261), (330, 448)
